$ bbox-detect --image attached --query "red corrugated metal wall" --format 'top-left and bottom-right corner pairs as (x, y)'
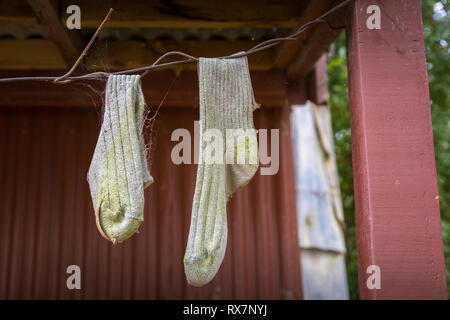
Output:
(0, 105), (301, 299)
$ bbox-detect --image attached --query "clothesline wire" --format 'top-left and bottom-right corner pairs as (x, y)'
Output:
(0, 0), (350, 84)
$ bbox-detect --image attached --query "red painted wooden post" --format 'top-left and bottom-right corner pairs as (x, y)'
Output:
(346, 0), (448, 299)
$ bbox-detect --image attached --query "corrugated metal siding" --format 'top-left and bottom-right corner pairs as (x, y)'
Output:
(0, 106), (301, 299)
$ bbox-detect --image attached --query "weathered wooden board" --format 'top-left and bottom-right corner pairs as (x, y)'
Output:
(291, 102), (346, 252)
(300, 250), (348, 300)
(0, 39), (273, 70)
(290, 101), (348, 299)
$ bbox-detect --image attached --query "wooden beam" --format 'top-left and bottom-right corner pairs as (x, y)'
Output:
(286, 25), (340, 81)
(63, 0), (306, 29)
(0, 39), (274, 71)
(0, 0), (37, 25)
(287, 81), (307, 106)
(346, 0), (447, 299)
(2, 0), (307, 29)
(0, 39), (66, 69)
(27, 0), (83, 66)
(89, 40), (274, 71)
(286, 1), (347, 80)
(273, 0), (343, 69)
(0, 70), (287, 108)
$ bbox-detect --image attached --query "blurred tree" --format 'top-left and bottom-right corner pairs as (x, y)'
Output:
(327, 0), (449, 299)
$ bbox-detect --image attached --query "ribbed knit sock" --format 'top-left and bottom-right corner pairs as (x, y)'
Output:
(223, 56), (260, 196)
(184, 55), (259, 286)
(88, 75), (153, 244)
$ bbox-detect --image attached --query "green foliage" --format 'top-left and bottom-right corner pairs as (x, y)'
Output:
(423, 1), (450, 221)
(327, 0), (450, 299)
(443, 220), (450, 295)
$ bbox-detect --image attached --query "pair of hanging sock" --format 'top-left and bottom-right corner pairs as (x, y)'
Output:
(88, 75), (153, 244)
(184, 55), (260, 286)
(87, 58), (259, 288)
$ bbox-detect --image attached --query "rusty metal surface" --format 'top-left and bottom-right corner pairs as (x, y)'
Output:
(0, 106), (301, 299)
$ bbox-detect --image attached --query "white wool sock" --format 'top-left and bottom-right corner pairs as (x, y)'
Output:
(88, 75), (153, 244)
(184, 55), (259, 286)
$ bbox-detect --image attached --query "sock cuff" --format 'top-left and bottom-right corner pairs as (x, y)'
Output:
(198, 55), (260, 130)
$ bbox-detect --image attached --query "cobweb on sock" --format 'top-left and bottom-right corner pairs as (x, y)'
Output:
(74, 68), (178, 178)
